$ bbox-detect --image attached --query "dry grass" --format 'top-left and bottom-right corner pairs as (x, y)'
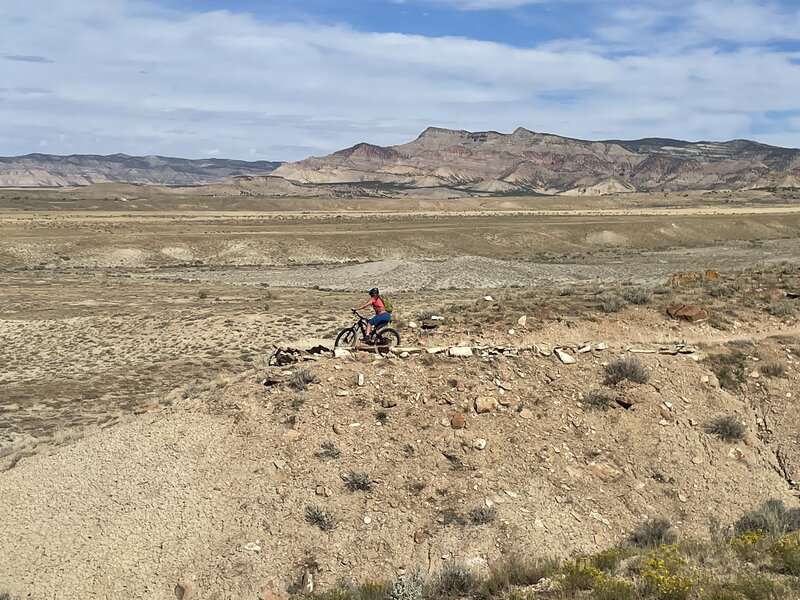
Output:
(631, 517), (677, 548)
(305, 505), (336, 531)
(705, 416), (747, 443)
(343, 471), (374, 492)
(604, 357), (650, 385)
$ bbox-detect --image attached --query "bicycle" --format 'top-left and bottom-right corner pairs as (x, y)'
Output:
(334, 310), (401, 349)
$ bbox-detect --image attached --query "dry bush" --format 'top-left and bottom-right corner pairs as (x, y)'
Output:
(735, 499), (800, 537)
(197, 288), (210, 299)
(600, 293), (628, 313)
(344, 470), (374, 492)
(583, 388), (614, 411)
(731, 573), (788, 600)
(479, 555), (559, 598)
(469, 505), (497, 525)
(305, 505), (336, 531)
(623, 287), (653, 305)
(604, 357), (650, 385)
(760, 361), (786, 378)
(432, 562), (479, 598)
(705, 416), (747, 443)
(290, 367), (318, 391)
(707, 352), (748, 392)
(766, 301), (796, 317)
(631, 517), (677, 548)
(315, 441), (341, 460)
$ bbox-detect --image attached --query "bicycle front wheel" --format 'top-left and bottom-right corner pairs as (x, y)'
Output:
(335, 327), (356, 348)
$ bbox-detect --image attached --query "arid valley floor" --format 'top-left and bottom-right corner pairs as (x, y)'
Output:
(1, 188), (800, 599)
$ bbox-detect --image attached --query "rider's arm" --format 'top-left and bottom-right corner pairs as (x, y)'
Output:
(353, 298), (373, 311)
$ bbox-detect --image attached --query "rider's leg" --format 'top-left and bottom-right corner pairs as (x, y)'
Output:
(365, 322), (373, 338)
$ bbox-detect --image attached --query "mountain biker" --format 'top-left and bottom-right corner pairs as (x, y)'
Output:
(353, 287), (391, 340)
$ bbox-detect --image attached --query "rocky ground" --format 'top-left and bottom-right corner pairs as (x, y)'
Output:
(1, 266), (800, 600)
(1, 200), (800, 600)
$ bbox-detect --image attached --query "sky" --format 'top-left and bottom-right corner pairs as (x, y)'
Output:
(1, 0), (800, 161)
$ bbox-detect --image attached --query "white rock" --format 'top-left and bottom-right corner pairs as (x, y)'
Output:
(364, 516), (372, 525)
(504, 490), (518, 498)
(449, 346), (474, 358)
(400, 352), (410, 358)
(517, 315), (527, 327)
(243, 542), (261, 552)
(508, 328), (516, 335)
(596, 342), (608, 351)
(336, 390), (349, 397)
(474, 438), (487, 450)
(483, 296), (494, 301)
(554, 348), (576, 364)
(431, 315), (444, 321)
(357, 373), (364, 386)
(577, 345), (592, 354)
(408, 321), (418, 329)
(334, 348), (352, 358)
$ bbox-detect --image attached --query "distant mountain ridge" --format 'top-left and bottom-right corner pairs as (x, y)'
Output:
(270, 127), (800, 195)
(0, 153), (281, 187)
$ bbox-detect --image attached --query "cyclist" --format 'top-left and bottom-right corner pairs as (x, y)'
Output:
(353, 287), (391, 341)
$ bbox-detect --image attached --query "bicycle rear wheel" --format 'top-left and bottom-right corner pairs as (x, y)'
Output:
(375, 327), (401, 348)
(335, 327), (356, 348)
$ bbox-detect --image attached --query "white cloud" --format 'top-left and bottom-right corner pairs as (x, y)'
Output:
(0, 0), (798, 160)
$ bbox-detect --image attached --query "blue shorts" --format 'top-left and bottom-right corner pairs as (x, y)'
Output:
(369, 312), (392, 327)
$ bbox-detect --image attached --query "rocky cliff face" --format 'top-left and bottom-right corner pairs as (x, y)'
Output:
(0, 153), (280, 187)
(271, 127), (800, 195)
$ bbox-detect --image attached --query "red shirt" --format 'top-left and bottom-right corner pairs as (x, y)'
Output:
(370, 296), (387, 315)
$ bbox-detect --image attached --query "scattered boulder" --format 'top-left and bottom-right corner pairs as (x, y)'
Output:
(262, 375), (283, 387)
(333, 348), (352, 358)
(421, 320), (440, 330)
(450, 413), (467, 429)
(449, 346), (473, 358)
(517, 315), (527, 327)
(175, 582), (195, 600)
(381, 398), (398, 408)
(475, 397), (497, 414)
(554, 348), (576, 364)
(667, 304), (709, 322)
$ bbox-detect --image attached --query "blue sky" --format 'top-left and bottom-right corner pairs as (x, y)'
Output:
(1, 0), (800, 160)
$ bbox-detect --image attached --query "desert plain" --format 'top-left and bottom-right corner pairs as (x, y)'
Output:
(1, 187), (800, 599)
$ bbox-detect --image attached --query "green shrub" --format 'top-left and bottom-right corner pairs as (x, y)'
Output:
(631, 518), (677, 548)
(705, 416), (747, 443)
(771, 533), (800, 576)
(480, 555), (559, 599)
(561, 560), (603, 593)
(604, 357), (650, 385)
(592, 578), (638, 600)
(589, 547), (636, 573)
